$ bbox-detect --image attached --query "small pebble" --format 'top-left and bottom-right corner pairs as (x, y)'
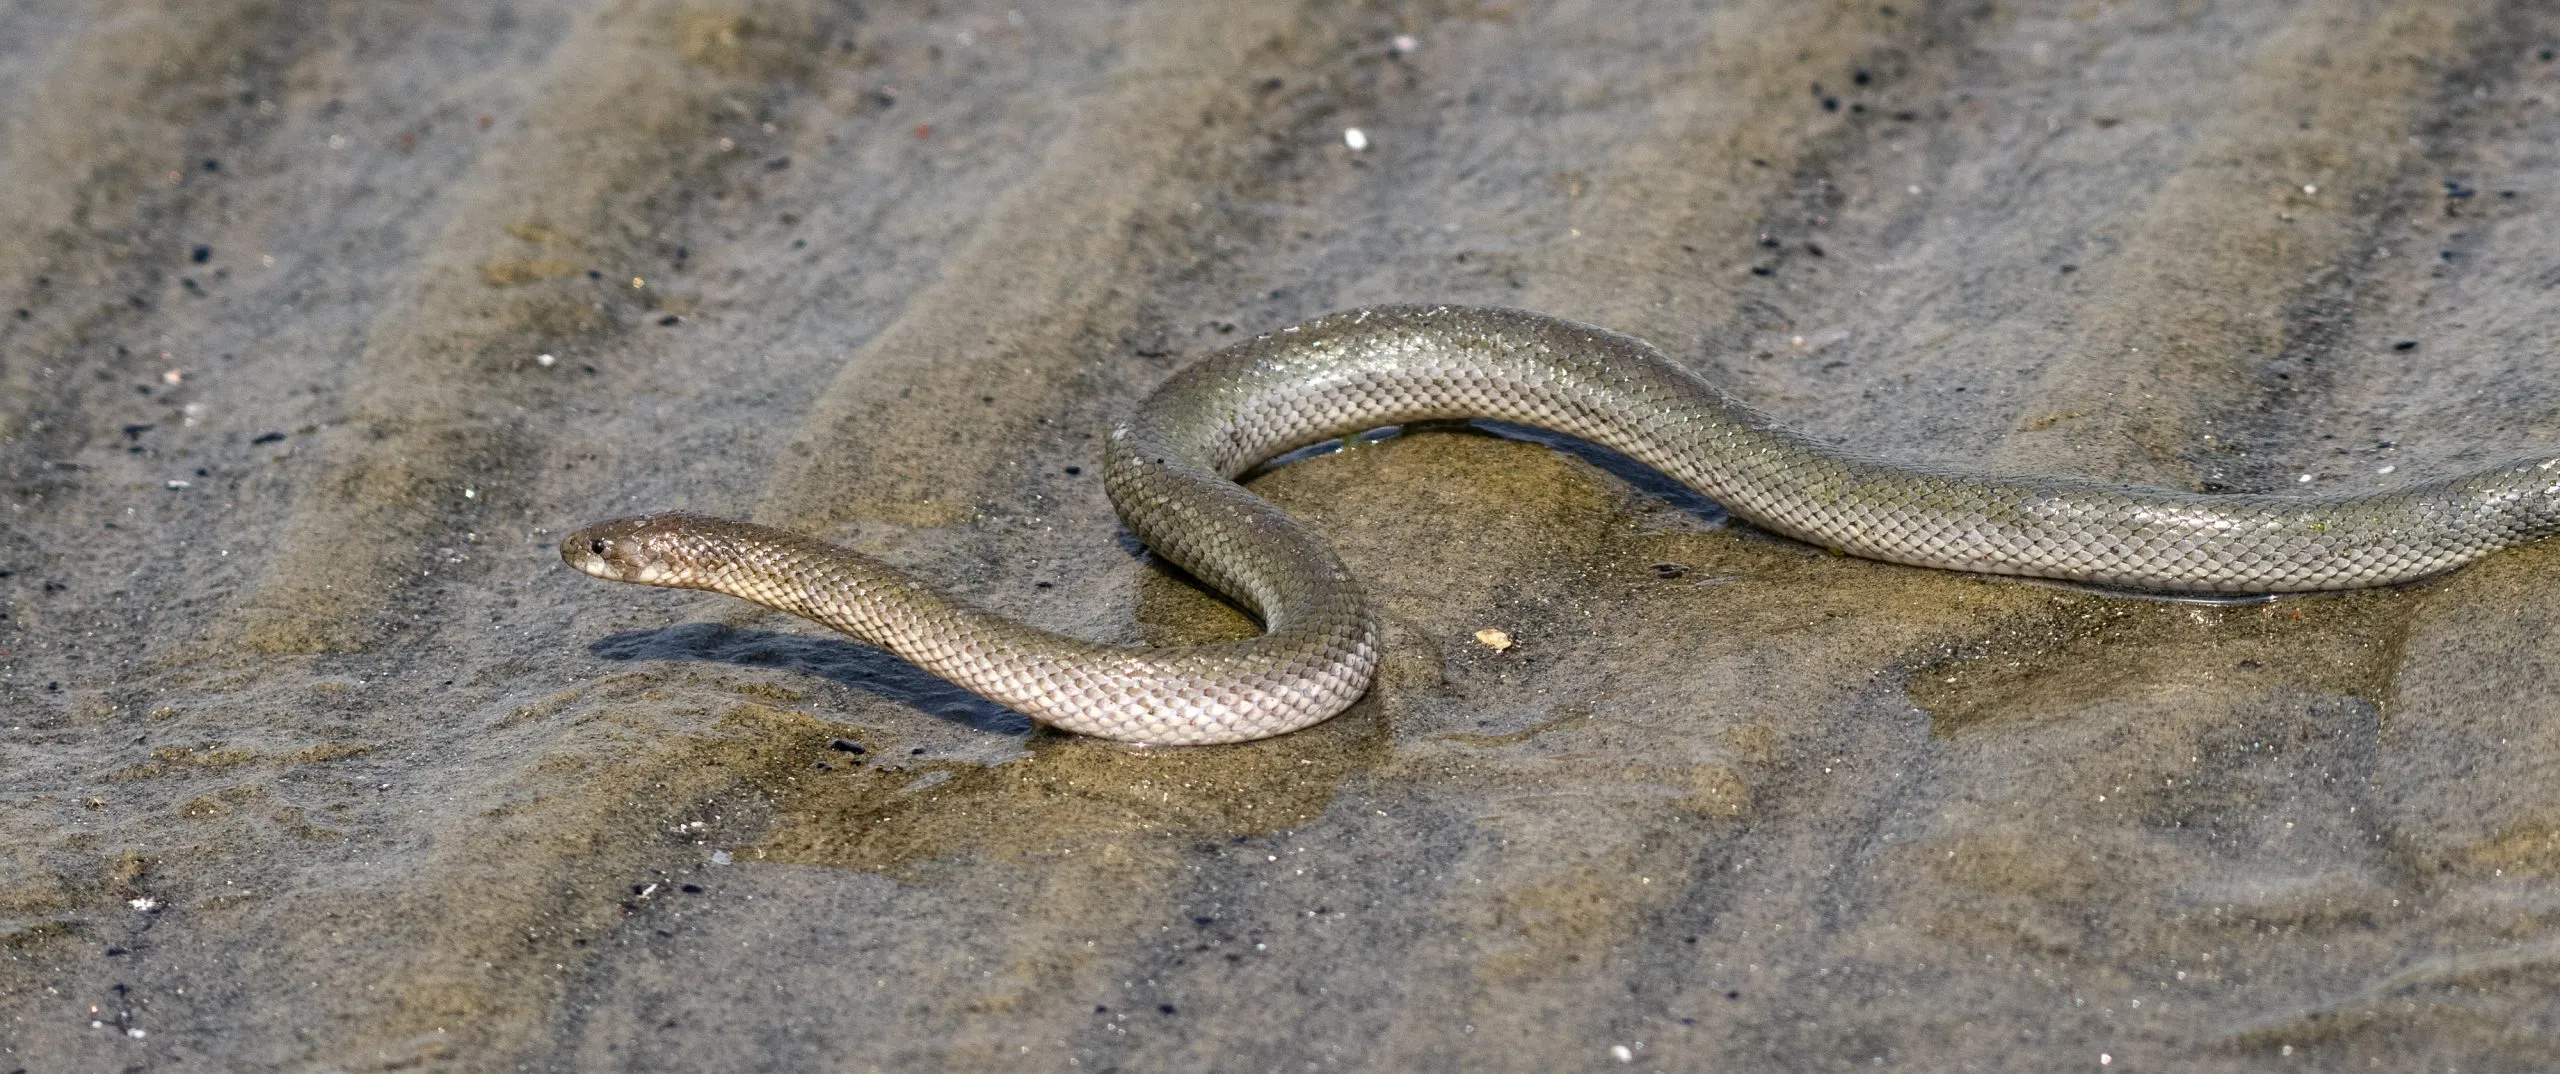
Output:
(1343, 127), (1369, 151)
(1473, 628), (1513, 651)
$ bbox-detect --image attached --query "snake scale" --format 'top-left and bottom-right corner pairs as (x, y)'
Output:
(564, 305), (2560, 744)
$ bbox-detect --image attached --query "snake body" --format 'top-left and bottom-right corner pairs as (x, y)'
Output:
(564, 305), (2560, 744)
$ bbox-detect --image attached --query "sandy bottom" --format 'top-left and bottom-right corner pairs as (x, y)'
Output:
(6, 1), (2560, 1070)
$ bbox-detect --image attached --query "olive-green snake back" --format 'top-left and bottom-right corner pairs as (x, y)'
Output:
(565, 305), (2560, 743)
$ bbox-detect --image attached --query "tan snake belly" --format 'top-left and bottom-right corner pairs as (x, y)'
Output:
(563, 305), (2560, 744)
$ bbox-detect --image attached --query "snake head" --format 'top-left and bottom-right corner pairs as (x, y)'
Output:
(561, 513), (714, 587)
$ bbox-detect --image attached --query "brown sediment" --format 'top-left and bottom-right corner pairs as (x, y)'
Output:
(1906, 588), (2420, 736)
(755, 700), (1390, 875)
(7, 0), (2560, 1070)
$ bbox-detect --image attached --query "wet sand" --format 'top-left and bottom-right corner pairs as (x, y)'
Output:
(7, 1), (2560, 1070)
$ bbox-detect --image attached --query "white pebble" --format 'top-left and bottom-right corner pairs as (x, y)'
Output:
(1610, 1044), (1634, 1062)
(536, 353), (556, 367)
(1344, 127), (1369, 151)
(2297, 474), (2313, 484)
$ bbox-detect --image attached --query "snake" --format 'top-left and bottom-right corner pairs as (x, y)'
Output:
(563, 304), (2560, 744)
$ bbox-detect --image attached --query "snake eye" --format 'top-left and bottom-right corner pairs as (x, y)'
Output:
(590, 538), (609, 556)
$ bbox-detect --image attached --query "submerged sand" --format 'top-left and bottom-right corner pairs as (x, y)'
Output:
(6, 1), (2560, 1070)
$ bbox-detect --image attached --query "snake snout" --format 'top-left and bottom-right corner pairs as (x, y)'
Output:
(562, 512), (737, 588)
(559, 526), (626, 580)
(561, 516), (678, 584)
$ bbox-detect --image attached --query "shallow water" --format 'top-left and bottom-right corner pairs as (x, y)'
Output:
(7, 1), (2560, 1070)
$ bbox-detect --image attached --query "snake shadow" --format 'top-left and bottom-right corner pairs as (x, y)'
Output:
(590, 623), (1036, 736)
(1273, 422), (2285, 604)
(1253, 419), (1737, 526)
